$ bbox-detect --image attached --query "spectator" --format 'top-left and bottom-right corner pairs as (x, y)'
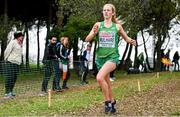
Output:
(41, 36), (62, 96)
(137, 52), (144, 72)
(110, 70), (115, 81)
(81, 43), (92, 85)
(165, 49), (171, 71)
(60, 37), (71, 89)
(55, 38), (63, 73)
(4, 31), (23, 98)
(173, 51), (179, 71)
(161, 49), (165, 71)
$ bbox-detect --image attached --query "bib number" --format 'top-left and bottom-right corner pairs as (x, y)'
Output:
(99, 31), (115, 48)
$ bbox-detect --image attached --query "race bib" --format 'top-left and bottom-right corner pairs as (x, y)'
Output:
(99, 31), (115, 48)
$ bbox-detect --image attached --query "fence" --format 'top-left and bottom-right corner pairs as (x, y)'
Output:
(0, 60), (94, 100)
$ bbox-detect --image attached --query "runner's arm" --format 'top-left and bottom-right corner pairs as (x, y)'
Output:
(85, 22), (100, 42)
(59, 45), (68, 60)
(117, 24), (136, 46)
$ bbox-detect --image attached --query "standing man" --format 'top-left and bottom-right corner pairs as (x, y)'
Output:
(41, 36), (62, 96)
(4, 31), (23, 98)
(81, 43), (92, 85)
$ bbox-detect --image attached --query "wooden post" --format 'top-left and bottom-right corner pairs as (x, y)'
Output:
(157, 72), (159, 78)
(138, 80), (141, 92)
(48, 89), (51, 108)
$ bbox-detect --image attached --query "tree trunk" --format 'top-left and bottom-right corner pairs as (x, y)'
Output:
(156, 41), (161, 71)
(73, 38), (78, 61)
(156, 32), (162, 72)
(72, 38), (80, 77)
(153, 43), (157, 71)
(43, 0), (52, 66)
(3, 0), (8, 29)
(25, 22), (29, 68)
(119, 43), (129, 70)
(156, 32), (166, 72)
(141, 30), (151, 70)
(125, 44), (133, 69)
(0, 0), (8, 61)
(133, 36), (138, 68)
(21, 31), (26, 66)
(126, 45), (133, 61)
(93, 41), (97, 71)
(46, 21), (51, 46)
(0, 40), (7, 61)
(46, 0), (52, 46)
(37, 20), (40, 69)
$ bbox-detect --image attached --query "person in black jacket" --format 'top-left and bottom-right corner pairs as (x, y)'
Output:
(173, 51), (179, 71)
(40, 36), (62, 96)
(81, 44), (91, 85)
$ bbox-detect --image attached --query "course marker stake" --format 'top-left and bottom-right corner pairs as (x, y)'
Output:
(157, 72), (159, 78)
(48, 89), (52, 108)
(138, 80), (141, 92)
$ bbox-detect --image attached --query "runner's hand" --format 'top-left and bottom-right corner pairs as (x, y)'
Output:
(93, 24), (99, 35)
(130, 39), (136, 46)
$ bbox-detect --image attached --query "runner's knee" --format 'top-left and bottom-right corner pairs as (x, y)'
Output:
(96, 73), (104, 83)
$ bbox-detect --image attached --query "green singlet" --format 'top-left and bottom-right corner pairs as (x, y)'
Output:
(95, 21), (120, 69)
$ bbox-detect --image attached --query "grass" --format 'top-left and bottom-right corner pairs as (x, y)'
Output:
(0, 71), (179, 116)
(0, 69), (82, 96)
(171, 112), (180, 116)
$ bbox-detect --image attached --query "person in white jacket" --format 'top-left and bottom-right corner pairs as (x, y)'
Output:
(4, 31), (23, 98)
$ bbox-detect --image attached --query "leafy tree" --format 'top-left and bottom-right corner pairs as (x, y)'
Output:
(0, 0), (58, 68)
(118, 0), (179, 71)
(143, 0), (178, 71)
(63, 16), (95, 60)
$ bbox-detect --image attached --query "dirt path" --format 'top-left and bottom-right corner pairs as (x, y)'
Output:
(72, 78), (180, 116)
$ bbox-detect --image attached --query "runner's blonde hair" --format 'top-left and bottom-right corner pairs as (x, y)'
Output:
(103, 4), (118, 24)
(61, 37), (69, 48)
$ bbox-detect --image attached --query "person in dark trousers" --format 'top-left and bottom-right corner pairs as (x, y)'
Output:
(40, 36), (62, 96)
(173, 51), (179, 71)
(81, 43), (92, 85)
(161, 49), (166, 71)
(165, 49), (171, 71)
(4, 31), (23, 98)
(110, 70), (115, 81)
(59, 37), (71, 89)
(137, 52), (144, 72)
(55, 39), (63, 74)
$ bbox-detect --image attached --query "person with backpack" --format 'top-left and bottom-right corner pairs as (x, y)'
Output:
(55, 39), (63, 71)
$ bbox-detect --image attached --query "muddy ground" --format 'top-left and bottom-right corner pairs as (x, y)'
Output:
(70, 78), (180, 116)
